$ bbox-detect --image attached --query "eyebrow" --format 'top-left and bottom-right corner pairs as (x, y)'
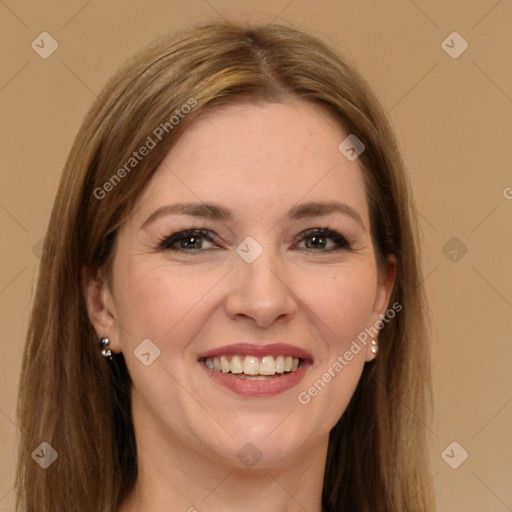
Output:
(141, 201), (365, 231)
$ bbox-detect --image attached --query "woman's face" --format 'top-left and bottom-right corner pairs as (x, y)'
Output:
(86, 98), (396, 470)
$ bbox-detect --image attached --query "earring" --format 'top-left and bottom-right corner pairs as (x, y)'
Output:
(371, 339), (378, 355)
(100, 337), (112, 359)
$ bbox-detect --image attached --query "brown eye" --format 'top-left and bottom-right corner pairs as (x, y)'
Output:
(158, 229), (217, 251)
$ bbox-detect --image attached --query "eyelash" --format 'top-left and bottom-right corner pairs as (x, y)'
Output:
(157, 227), (352, 253)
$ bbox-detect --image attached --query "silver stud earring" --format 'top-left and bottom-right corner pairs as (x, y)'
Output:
(100, 337), (112, 359)
(371, 339), (378, 355)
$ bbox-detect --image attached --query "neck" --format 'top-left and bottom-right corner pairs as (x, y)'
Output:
(118, 396), (327, 512)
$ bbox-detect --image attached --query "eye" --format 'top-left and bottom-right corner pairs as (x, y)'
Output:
(157, 229), (219, 251)
(294, 228), (352, 251)
(157, 227), (352, 253)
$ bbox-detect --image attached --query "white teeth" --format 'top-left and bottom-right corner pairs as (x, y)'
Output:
(243, 356), (259, 375)
(230, 355), (243, 374)
(220, 355), (230, 373)
(259, 356), (276, 375)
(236, 374), (276, 380)
(203, 355), (302, 376)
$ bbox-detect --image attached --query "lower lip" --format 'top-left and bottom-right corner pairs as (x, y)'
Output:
(199, 361), (311, 398)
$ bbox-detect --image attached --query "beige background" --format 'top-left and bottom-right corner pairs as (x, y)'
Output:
(1, 1), (511, 510)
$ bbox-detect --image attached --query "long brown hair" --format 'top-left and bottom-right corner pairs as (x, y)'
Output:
(15, 20), (435, 512)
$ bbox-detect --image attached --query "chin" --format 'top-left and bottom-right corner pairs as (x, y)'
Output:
(219, 420), (316, 469)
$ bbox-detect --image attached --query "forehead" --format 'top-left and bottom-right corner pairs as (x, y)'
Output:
(132, 99), (369, 226)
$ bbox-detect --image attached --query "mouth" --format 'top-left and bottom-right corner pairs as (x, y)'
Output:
(197, 343), (313, 397)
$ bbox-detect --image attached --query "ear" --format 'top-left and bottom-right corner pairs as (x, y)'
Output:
(82, 265), (122, 353)
(365, 254), (398, 362)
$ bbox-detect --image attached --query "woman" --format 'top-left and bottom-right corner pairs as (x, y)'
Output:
(15, 20), (435, 512)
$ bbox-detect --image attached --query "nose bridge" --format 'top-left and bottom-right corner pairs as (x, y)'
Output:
(225, 236), (296, 326)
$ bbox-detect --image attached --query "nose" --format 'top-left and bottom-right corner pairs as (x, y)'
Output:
(224, 247), (297, 329)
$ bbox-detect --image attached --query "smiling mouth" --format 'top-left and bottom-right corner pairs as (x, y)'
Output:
(200, 355), (302, 380)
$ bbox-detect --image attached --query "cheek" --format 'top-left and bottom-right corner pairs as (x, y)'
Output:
(291, 269), (376, 431)
(114, 258), (377, 352)
(298, 265), (377, 348)
(114, 260), (227, 347)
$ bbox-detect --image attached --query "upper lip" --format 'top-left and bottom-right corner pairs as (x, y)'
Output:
(197, 343), (313, 362)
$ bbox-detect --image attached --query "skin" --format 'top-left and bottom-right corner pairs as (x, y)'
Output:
(85, 98), (396, 512)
